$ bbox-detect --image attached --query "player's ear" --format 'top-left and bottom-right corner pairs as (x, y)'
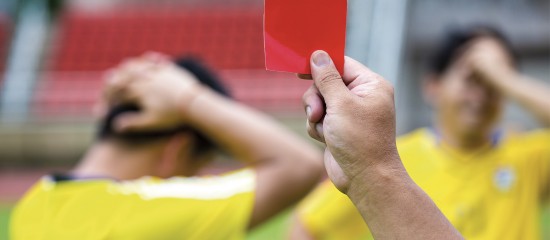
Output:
(422, 74), (440, 108)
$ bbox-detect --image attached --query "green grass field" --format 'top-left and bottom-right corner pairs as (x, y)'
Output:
(1, 204), (549, 240)
(247, 209), (292, 240)
(1, 204), (11, 240)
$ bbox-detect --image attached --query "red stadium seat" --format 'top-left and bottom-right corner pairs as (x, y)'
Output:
(33, 4), (309, 118)
(0, 13), (11, 77)
(49, 8), (266, 71)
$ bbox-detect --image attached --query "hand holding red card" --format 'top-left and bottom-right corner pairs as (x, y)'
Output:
(264, 0), (347, 75)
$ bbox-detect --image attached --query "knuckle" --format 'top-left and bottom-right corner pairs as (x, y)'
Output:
(302, 86), (318, 104)
(318, 71), (342, 85)
(386, 84), (395, 96)
(375, 77), (394, 95)
(373, 75), (386, 85)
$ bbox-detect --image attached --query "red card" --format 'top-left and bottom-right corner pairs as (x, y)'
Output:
(264, 0), (347, 74)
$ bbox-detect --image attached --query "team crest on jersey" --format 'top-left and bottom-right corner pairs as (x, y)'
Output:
(493, 167), (515, 192)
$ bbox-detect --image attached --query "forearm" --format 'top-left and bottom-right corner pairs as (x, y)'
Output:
(187, 87), (320, 165)
(346, 159), (462, 240)
(188, 87), (323, 227)
(487, 69), (550, 126)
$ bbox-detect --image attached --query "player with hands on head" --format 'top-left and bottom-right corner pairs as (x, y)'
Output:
(461, 37), (550, 125)
(11, 53), (324, 240)
(292, 26), (550, 240)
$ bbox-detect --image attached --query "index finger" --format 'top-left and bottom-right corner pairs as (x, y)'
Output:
(341, 56), (376, 82)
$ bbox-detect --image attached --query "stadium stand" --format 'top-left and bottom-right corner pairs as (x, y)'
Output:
(0, 13), (10, 76)
(32, 2), (310, 118)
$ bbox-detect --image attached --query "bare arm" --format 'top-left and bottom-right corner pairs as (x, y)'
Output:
(187, 87), (324, 228)
(302, 51), (463, 239)
(347, 162), (460, 240)
(468, 38), (550, 126)
(481, 69), (550, 126)
(105, 54), (324, 229)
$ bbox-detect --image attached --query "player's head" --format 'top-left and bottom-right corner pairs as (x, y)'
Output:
(97, 57), (230, 177)
(423, 25), (517, 140)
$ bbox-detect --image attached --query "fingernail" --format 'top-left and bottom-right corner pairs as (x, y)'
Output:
(312, 51), (330, 67)
(306, 106), (312, 118)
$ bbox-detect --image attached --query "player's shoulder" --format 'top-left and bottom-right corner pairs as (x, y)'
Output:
(113, 168), (256, 200)
(503, 128), (550, 150)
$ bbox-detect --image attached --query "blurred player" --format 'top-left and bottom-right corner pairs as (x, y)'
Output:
(291, 26), (550, 240)
(10, 53), (324, 239)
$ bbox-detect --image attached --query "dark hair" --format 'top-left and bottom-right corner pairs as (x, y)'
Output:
(97, 57), (231, 156)
(430, 25), (518, 76)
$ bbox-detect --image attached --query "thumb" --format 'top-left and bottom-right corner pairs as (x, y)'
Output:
(114, 113), (157, 132)
(310, 51), (349, 103)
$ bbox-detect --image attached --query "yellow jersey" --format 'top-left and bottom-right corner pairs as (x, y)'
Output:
(10, 169), (256, 240)
(297, 128), (550, 240)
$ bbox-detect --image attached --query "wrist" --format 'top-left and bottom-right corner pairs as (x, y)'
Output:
(178, 83), (208, 123)
(478, 63), (517, 85)
(345, 155), (410, 204)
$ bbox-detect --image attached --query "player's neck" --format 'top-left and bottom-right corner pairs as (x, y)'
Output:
(72, 141), (160, 180)
(436, 124), (492, 152)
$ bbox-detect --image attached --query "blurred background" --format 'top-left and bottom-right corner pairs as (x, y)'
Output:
(0, 0), (548, 239)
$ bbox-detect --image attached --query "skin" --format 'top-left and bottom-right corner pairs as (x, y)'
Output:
(301, 50), (463, 239)
(73, 53), (324, 229)
(291, 37), (550, 239)
(426, 36), (550, 151)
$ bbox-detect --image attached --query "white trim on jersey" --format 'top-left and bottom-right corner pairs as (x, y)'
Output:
(110, 169), (256, 200)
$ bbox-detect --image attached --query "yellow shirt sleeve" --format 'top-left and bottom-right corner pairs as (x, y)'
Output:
(511, 129), (550, 201)
(296, 180), (371, 240)
(532, 130), (550, 200)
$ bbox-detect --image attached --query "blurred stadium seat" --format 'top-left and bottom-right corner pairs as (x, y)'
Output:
(50, 7), (265, 71)
(32, 2), (310, 119)
(0, 13), (10, 76)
